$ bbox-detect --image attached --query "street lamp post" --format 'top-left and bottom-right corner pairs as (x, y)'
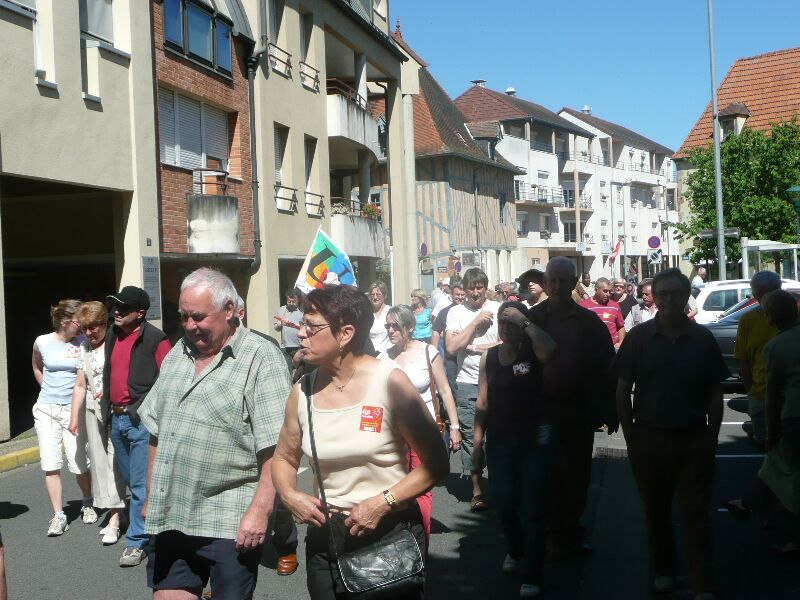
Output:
(787, 186), (800, 279)
(707, 0), (726, 280)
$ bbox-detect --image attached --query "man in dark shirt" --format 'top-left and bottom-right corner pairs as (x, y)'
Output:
(525, 257), (617, 560)
(614, 268), (728, 600)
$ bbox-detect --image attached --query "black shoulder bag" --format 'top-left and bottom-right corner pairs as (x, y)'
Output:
(302, 373), (426, 599)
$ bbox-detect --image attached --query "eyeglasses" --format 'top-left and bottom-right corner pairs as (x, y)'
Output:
(299, 320), (331, 336)
(70, 320), (81, 328)
(81, 323), (103, 332)
(383, 323), (402, 332)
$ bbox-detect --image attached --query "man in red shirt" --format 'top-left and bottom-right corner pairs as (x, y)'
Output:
(580, 277), (626, 349)
(102, 286), (171, 567)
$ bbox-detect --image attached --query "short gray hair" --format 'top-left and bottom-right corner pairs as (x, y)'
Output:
(181, 268), (238, 311)
(595, 277), (611, 288)
(750, 270), (781, 298)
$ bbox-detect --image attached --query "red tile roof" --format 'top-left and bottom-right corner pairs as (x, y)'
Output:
(390, 27), (428, 67)
(559, 107), (674, 155)
(675, 46), (800, 159)
(454, 85), (593, 137)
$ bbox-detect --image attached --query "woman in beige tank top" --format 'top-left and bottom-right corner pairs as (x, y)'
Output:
(272, 285), (449, 600)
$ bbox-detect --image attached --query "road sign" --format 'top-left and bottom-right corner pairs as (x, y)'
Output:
(419, 242), (428, 257)
(454, 261), (462, 273)
(647, 236), (661, 249)
(697, 228), (740, 239)
(647, 249), (663, 265)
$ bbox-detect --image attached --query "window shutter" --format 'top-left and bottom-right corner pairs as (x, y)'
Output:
(203, 104), (228, 168)
(274, 126), (284, 184)
(158, 89), (176, 165)
(178, 95), (203, 170)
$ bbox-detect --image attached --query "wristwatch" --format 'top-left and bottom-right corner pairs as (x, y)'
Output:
(383, 490), (398, 510)
(449, 424), (461, 431)
(521, 319), (532, 329)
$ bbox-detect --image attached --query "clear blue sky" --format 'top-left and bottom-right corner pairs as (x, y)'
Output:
(389, 0), (800, 153)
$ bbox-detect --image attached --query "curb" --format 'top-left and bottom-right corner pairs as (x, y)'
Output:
(0, 446), (40, 473)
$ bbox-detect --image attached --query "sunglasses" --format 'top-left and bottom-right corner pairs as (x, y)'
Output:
(114, 305), (135, 316)
(384, 323), (402, 332)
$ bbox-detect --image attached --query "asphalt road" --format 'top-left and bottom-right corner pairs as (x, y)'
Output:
(1, 396), (798, 599)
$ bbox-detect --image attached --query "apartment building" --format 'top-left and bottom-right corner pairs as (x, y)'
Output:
(244, 0), (417, 325)
(0, 0), (159, 439)
(453, 83), (678, 282)
(558, 107), (679, 279)
(389, 30), (520, 289)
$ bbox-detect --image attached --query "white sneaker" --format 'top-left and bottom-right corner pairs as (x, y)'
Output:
(502, 554), (519, 573)
(99, 526), (109, 535)
(47, 514), (68, 536)
(81, 505), (98, 524)
(520, 584), (541, 598)
(102, 526), (120, 545)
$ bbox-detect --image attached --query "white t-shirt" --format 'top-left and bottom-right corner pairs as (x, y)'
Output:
(445, 299), (501, 385)
(369, 305), (392, 354)
(430, 294), (452, 319)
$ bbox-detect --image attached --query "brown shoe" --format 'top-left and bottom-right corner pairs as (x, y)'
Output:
(277, 553), (299, 576)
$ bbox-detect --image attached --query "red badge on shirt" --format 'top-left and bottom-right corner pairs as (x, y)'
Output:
(359, 406), (384, 433)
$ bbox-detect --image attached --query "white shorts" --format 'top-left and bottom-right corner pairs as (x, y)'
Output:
(32, 402), (89, 474)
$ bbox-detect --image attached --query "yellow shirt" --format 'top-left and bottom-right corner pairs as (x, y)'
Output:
(734, 307), (778, 399)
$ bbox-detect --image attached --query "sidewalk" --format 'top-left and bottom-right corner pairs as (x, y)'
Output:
(0, 429), (39, 473)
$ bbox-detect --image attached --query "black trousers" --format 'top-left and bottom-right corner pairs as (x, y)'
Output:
(547, 418), (595, 552)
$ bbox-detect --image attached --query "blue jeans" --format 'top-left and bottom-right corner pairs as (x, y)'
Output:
(111, 414), (150, 549)
(486, 426), (553, 585)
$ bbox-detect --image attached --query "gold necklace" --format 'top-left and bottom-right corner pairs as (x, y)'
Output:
(332, 368), (356, 392)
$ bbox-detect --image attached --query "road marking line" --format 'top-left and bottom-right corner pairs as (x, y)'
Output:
(715, 454), (764, 458)
(722, 422), (745, 425)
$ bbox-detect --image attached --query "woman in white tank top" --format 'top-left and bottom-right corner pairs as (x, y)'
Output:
(378, 304), (461, 546)
(272, 286), (449, 600)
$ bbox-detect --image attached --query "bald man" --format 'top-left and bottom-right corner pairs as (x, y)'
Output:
(527, 258), (617, 559)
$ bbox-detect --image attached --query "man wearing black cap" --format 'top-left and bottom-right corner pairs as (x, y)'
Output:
(103, 286), (171, 567)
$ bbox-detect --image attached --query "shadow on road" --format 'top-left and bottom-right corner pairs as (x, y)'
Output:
(0, 501), (28, 520)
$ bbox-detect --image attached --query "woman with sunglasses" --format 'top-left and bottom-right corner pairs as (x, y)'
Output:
(272, 285), (449, 599)
(472, 301), (557, 599)
(68, 301), (126, 545)
(32, 299), (94, 537)
(380, 304), (461, 545)
(410, 289), (432, 343)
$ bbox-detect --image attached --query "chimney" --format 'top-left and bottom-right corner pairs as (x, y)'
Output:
(582, 104), (592, 115)
(471, 79), (486, 87)
(505, 86), (516, 96)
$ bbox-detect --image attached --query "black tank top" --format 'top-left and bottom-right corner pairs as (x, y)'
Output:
(485, 341), (549, 435)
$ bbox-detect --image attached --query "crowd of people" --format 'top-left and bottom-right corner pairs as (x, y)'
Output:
(9, 259), (799, 600)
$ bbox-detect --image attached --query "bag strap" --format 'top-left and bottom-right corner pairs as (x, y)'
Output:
(425, 344), (443, 429)
(302, 371), (338, 556)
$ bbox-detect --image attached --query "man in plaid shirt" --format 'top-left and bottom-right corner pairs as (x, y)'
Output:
(139, 268), (291, 599)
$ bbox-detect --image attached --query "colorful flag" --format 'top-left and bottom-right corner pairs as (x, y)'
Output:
(608, 239), (623, 264)
(295, 227), (358, 293)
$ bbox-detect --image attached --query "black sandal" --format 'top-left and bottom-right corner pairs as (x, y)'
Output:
(470, 494), (488, 512)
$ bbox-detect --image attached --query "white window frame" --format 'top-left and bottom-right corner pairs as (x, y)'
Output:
(159, 88), (229, 171)
(79, 0), (114, 45)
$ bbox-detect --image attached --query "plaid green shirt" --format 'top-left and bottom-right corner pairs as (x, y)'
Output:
(138, 326), (291, 539)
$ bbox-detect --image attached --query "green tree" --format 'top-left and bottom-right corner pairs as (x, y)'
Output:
(677, 120), (800, 265)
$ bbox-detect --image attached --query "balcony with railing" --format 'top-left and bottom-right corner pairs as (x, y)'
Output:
(326, 78), (380, 157)
(515, 185), (564, 206)
(274, 184), (298, 214)
(530, 140), (553, 154)
(557, 150), (611, 168)
(269, 43), (292, 78)
(305, 191), (325, 217)
(330, 196), (384, 259)
(560, 191), (593, 210)
(299, 61), (320, 92)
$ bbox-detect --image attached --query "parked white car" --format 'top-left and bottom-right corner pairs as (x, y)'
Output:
(693, 278), (800, 324)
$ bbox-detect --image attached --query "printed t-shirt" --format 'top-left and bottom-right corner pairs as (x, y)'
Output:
(580, 298), (625, 344)
(36, 333), (82, 404)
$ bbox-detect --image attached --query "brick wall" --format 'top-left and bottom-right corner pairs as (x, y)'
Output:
(152, 0), (254, 255)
